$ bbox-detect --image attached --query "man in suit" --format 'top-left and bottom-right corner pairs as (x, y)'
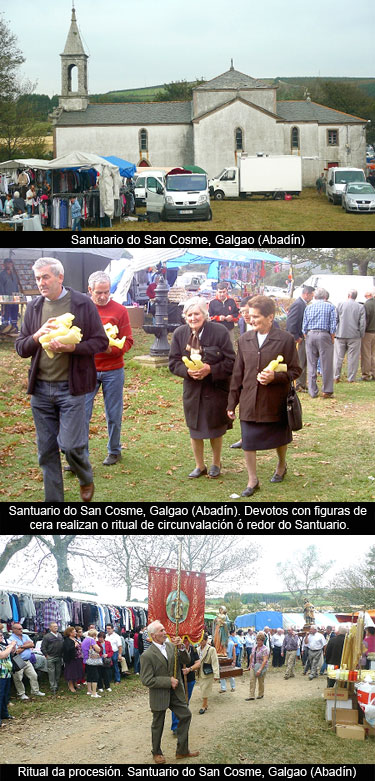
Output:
(140, 620), (199, 764)
(286, 285), (315, 391)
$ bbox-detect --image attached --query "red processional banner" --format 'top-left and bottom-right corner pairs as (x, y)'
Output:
(148, 566), (206, 644)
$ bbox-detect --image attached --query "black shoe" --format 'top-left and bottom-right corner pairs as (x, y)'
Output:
(199, 708), (207, 714)
(230, 440), (242, 449)
(103, 453), (122, 466)
(208, 465), (220, 478)
(241, 480), (260, 497)
(188, 467), (207, 478)
(245, 697), (255, 701)
(270, 465), (287, 483)
(63, 465), (75, 474)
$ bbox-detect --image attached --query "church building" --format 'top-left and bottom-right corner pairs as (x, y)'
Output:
(52, 8), (367, 186)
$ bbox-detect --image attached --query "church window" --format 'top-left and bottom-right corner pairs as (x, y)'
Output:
(67, 64), (78, 93)
(327, 129), (338, 146)
(139, 129), (148, 152)
(235, 127), (244, 151)
(291, 127), (299, 149)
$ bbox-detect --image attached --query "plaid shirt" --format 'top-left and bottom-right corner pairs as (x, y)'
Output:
(302, 300), (337, 335)
(43, 599), (62, 630)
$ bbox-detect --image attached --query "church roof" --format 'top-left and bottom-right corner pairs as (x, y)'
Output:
(276, 100), (366, 124)
(195, 64), (269, 91)
(62, 8), (87, 56)
(55, 101), (193, 126)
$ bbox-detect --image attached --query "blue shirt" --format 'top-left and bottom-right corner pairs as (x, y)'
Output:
(227, 637), (236, 661)
(302, 300), (337, 335)
(10, 632), (32, 661)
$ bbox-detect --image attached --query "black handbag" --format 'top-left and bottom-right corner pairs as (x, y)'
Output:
(12, 654), (27, 672)
(202, 662), (213, 675)
(286, 382), (303, 431)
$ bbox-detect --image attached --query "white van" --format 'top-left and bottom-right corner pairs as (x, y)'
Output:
(293, 274), (375, 307)
(326, 167), (366, 205)
(134, 171), (166, 206)
(145, 171), (212, 221)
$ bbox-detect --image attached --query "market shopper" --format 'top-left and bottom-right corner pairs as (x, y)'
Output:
(41, 621), (64, 694)
(96, 631), (113, 692)
(62, 626), (85, 693)
(71, 197), (82, 231)
(171, 636), (199, 733)
(105, 624), (123, 684)
(286, 285), (315, 391)
(82, 629), (102, 698)
(0, 258), (20, 333)
(208, 282), (240, 344)
(302, 288), (337, 398)
(10, 624), (45, 700)
(0, 630), (17, 725)
(246, 631), (269, 700)
(360, 290), (375, 381)
(15, 257), (108, 502)
(325, 627), (347, 687)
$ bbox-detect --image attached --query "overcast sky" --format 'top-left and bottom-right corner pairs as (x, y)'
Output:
(0, 534), (370, 602)
(4, 1), (374, 98)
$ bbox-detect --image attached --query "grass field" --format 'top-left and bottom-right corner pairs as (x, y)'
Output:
(1, 188), (374, 232)
(0, 328), (374, 504)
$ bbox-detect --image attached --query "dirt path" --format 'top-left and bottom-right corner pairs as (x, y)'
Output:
(2, 668), (327, 765)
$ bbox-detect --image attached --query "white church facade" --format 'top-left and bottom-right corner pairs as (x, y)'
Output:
(52, 8), (368, 186)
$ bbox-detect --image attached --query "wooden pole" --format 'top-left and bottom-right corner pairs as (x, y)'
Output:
(173, 540), (183, 679)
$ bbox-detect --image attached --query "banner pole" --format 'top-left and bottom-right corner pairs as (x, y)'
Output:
(174, 539), (183, 679)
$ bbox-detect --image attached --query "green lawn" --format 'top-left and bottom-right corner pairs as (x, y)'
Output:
(0, 329), (374, 504)
(1, 189), (374, 232)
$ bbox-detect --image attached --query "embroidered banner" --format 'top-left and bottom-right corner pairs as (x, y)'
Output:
(148, 566), (206, 644)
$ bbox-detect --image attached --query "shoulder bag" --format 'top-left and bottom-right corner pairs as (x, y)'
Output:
(12, 654), (27, 672)
(86, 644), (103, 666)
(286, 381), (303, 431)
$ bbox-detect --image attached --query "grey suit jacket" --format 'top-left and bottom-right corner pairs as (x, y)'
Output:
(140, 641), (190, 711)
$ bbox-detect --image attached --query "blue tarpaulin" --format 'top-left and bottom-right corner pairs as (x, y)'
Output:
(235, 611), (283, 630)
(101, 156), (136, 178)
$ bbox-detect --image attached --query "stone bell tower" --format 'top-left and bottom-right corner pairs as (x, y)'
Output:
(59, 4), (89, 111)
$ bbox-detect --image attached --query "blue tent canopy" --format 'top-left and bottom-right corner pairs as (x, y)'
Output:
(235, 611), (283, 630)
(165, 249), (283, 280)
(101, 156), (136, 178)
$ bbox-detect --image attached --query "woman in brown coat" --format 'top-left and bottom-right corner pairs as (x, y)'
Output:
(227, 295), (301, 496)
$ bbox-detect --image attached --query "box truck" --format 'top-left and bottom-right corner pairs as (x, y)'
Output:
(208, 154), (302, 200)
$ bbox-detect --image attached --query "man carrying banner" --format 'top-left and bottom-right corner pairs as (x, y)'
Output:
(140, 620), (199, 764)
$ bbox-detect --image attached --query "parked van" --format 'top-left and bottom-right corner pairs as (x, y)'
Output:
(326, 167), (366, 205)
(134, 171), (166, 206)
(145, 171), (212, 221)
(293, 274), (375, 307)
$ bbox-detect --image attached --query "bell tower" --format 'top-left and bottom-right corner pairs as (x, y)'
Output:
(59, 3), (89, 111)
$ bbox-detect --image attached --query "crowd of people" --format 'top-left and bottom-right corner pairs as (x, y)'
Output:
(7, 256), (375, 502)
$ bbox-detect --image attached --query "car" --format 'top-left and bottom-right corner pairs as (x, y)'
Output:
(341, 182), (375, 213)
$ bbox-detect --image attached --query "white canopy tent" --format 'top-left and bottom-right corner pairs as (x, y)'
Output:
(107, 249), (187, 304)
(0, 152), (121, 218)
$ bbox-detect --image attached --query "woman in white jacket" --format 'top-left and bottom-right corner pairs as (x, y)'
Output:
(196, 633), (220, 714)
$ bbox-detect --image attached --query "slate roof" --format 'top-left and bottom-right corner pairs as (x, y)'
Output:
(55, 101), (192, 126)
(276, 100), (366, 124)
(195, 67), (269, 91)
(55, 98), (366, 127)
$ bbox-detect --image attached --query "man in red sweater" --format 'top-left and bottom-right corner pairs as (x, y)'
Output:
(86, 271), (133, 465)
(208, 282), (239, 344)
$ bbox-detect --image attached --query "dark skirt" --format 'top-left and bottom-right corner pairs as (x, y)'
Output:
(189, 398), (229, 440)
(85, 663), (100, 683)
(240, 420), (292, 451)
(64, 658), (84, 682)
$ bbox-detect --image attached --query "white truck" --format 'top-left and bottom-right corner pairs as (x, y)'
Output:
(209, 154), (302, 200)
(145, 171), (212, 221)
(293, 274), (375, 307)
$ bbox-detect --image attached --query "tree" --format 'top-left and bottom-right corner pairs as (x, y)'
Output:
(99, 535), (260, 600)
(0, 16), (49, 162)
(276, 545), (334, 606)
(155, 79), (205, 102)
(329, 546), (375, 610)
(0, 14), (25, 101)
(333, 248), (375, 277)
(0, 535), (33, 574)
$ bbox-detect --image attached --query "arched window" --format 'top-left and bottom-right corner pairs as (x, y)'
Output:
(139, 128), (148, 152)
(235, 127), (244, 151)
(291, 127), (299, 149)
(67, 64), (78, 93)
